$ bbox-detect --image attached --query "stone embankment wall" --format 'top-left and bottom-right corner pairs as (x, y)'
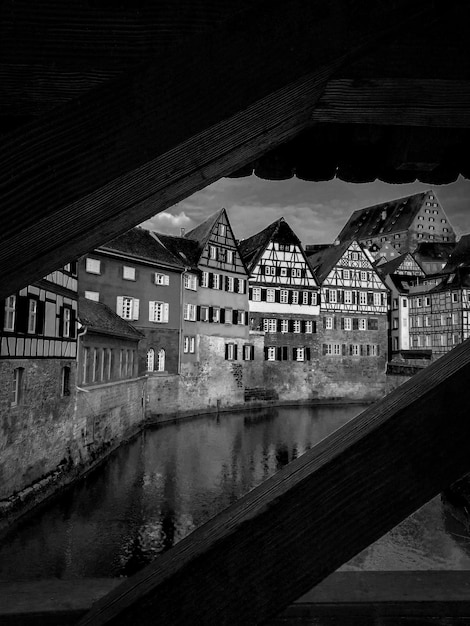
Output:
(0, 371), (145, 532)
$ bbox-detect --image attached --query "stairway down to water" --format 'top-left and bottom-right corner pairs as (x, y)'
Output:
(244, 387), (278, 402)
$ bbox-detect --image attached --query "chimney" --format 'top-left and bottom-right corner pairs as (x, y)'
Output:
(180, 228), (185, 237)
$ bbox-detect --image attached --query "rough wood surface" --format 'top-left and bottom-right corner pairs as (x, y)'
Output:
(0, 0), (435, 300)
(2, 572), (470, 625)
(76, 338), (470, 625)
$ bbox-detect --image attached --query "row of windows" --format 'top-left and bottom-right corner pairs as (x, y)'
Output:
(323, 316), (379, 330)
(259, 265), (305, 278)
(337, 269), (373, 281)
(265, 346), (311, 362)
(86, 258), (173, 288)
(115, 297), (171, 323)
(409, 312), (460, 327)
(3, 296), (75, 338)
(225, 343), (255, 361)
(209, 245), (235, 264)
(262, 318), (316, 334)
(322, 343), (380, 356)
(324, 290), (386, 307)
(250, 288), (317, 306)
(184, 304), (248, 325)
(411, 293), (459, 308)
(146, 348), (165, 371)
(81, 347), (136, 384)
(201, 272), (245, 293)
(10, 366), (71, 406)
(410, 334), (460, 348)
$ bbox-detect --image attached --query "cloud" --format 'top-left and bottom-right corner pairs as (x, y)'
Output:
(141, 211), (194, 235)
(139, 175), (470, 244)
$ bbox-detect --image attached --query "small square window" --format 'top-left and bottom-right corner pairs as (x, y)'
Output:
(123, 266), (135, 280)
(86, 258), (101, 274)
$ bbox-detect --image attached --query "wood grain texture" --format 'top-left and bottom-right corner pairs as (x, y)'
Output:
(3, 573), (470, 625)
(77, 338), (470, 625)
(0, 0), (436, 300)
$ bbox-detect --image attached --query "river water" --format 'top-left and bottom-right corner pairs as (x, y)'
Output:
(1, 404), (469, 580)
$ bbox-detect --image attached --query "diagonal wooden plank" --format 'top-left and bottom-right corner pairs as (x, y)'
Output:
(78, 338), (470, 625)
(0, 0), (437, 300)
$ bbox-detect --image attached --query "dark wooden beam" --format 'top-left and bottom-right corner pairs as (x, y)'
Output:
(3, 572), (470, 625)
(78, 338), (470, 625)
(0, 1), (439, 300)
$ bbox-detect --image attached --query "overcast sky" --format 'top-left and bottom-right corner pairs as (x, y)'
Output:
(141, 176), (470, 247)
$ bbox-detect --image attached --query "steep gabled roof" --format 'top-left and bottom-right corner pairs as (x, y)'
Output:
(337, 191), (429, 243)
(79, 297), (143, 340)
(444, 235), (470, 270)
(305, 241), (352, 284)
(377, 252), (425, 278)
(185, 208), (225, 252)
(238, 218), (302, 273)
(154, 233), (200, 270)
(101, 227), (184, 269)
(413, 241), (456, 261)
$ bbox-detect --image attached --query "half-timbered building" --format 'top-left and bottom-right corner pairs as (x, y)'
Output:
(377, 253), (425, 354)
(0, 265), (78, 503)
(306, 240), (388, 367)
(239, 218), (319, 365)
(78, 228), (185, 375)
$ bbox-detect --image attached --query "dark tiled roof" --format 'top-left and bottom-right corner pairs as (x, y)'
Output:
(445, 235), (470, 269)
(377, 253), (424, 277)
(185, 208), (225, 251)
(337, 191), (429, 243)
(101, 227), (184, 269)
(413, 241), (456, 261)
(154, 233), (201, 269)
(238, 218), (301, 272)
(305, 241), (351, 284)
(79, 297), (143, 340)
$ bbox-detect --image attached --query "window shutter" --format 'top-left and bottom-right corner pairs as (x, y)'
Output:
(250, 345), (255, 360)
(163, 303), (169, 323)
(367, 292), (373, 305)
(360, 344), (364, 356)
(225, 344), (229, 360)
(301, 320), (306, 333)
(238, 279), (245, 294)
(288, 291), (293, 304)
(225, 276), (229, 291)
(277, 319), (282, 332)
(261, 289), (267, 301)
(333, 316), (337, 330)
(132, 299), (140, 321)
(301, 269), (306, 278)
(244, 312), (249, 325)
(275, 290), (280, 303)
(349, 344), (353, 355)
(339, 290), (344, 304)
(149, 301), (155, 321)
(116, 296), (124, 318)
(325, 289), (330, 303)
(316, 291), (320, 306)
(353, 318), (359, 330)
(300, 291), (304, 305)
(282, 346), (288, 360)
(264, 347), (268, 360)
(305, 347), (311, 360)
(58, 306), (64, 337)
(259, 265), (265, 275)
(209, 306), (214, 322)
(323, 317), (326, 329)
(322, 344), (327, 355)
(341, 318), (344, 330)
(220, 308), (225, 323)
(377, 345), (380, 356)
(288, 320), (294, 332)
(69, 308), (77, 339)
(234, 344), (238, 360)
(313, 321), (317, 333)
(209, 273), (214, 288)
(342, 343), (346, 356)
(292, 347), (297, 360)
(276, 347), (282, 361)
(196, 305), (201, 321)
(232, 309), (238, 324)
(276, 267), (281, 276)
(36, 300), (45, 335)
(249, 288), (253, 299)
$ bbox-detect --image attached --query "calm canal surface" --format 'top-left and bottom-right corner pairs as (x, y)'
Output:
(1, 404), (470, 580)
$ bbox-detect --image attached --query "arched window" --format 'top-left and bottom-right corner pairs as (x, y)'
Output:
(146, 348), (155, 371)
(157, 349), (165, 372)
(61, 366), (71, 396)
